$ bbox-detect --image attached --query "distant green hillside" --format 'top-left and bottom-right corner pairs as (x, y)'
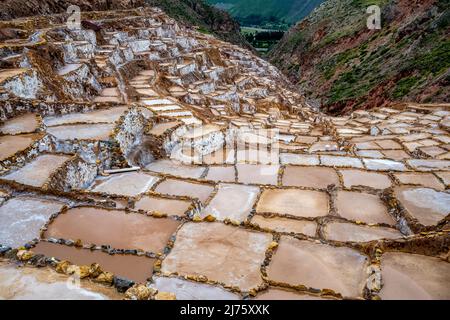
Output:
(207, 0), (325, 26)
(146, 0), (251, 48)
(269, 0), (450, 114)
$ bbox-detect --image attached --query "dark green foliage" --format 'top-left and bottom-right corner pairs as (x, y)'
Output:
(145, 0), (250, 48)
(206, 0), (325, 25)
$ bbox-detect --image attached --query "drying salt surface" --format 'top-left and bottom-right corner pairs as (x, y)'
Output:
(0, 261), (120, 300)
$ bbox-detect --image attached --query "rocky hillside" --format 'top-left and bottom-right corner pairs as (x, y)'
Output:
(0, 0), (145, 20)
(0, 0), (249, 48)
(208, 0), (325, 25)
(269, 0), (450, 115)
(147, 0), (251, 48)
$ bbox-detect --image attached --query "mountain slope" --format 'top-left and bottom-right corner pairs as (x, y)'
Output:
(208, 0), (325, 25)
(269, 0), (450, 115)
(146, 0), (251, 48)
(0, 0), (146, 20)
(0, 0), (249, 49)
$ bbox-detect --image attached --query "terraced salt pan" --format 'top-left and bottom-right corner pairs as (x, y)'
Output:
(134, 196), (192, 217)
(0, 262), (119, 300)
(160, 111), (193, 118)
(100, 88), (120, 97)
(381, 150), (410, 161)
(379, 252), (450, 300)
(340, 170), (392, 189)
(236, 164), (279, 185)
(375, 139), (402, 149)
(43, 107), (128, 126)
(324, 222), (402, 242)
(151, 276), (240, 300)
(256, 189), (329, 218)
(2, 154), (71, 187)
(320, 156), (363, 168)
(161, 223), (272, 291)
(44, 207), (180, 253)
(183, 124), (222, 140)
(0, 197), (65, 248)
(57, 64), (82, 76)
(282, 166), (339, 189)
(146, 159), (206, 178)
(236, 148), (279, 165)
(267, 237), (368, 298)
(435, 171), (450, 187)
(33, 242), (156, 283)
(407, 159), (450, 171)
(180, 117), (202, 125)
(394, 173), (444, 190)
(0, 134), (39, 160)
(148, 122), (180, 136)
(0, 113), (38, 134)
(336, 191), (394, 225)
(309, 141), (338, 153)
(205, 166), (235, 182)
(93, 96), (122, 103)
(250, 215), (317, 237)
(201, 184), (259, 222)
(47, 124), (115, 140)
(89, 172), (159, 197)
(136, 88), (158, 96)
(254, 288), (330, 300)
(155, 179), (214, 204)
(363, 159), (406, 171)
(356, 150), (384, 158)
(280, 153), (319, 166)
(394, 187), (450, 226)
(142, 99), (174, 106)
(149, 105), (181, 112)
(201, 148), (235, 165)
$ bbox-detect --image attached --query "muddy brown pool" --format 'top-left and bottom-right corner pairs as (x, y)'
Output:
(44, 207), (181, 253)
(33, 242), (155, 283)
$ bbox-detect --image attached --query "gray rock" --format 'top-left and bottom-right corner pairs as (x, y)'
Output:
(0, 245), (12, 255)
(114, 277), (135, 293)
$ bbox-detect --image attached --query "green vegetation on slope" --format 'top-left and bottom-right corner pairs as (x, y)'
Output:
(242, 28), (285, 54)
(207, 0), (325, 27)
(269, 0), (450, 114)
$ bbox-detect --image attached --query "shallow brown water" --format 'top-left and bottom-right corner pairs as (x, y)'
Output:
(44, 207), (181, 253)
(33, 242), (155, 283)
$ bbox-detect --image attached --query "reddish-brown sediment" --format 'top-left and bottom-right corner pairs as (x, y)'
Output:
(282, 166), (339, 189)
(33, 242), (155, 283)
(161, 222), (272, 291)
(134, 196), (192, 217)
(44, 207), (181, 253)
(267, 237), (368, 298)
